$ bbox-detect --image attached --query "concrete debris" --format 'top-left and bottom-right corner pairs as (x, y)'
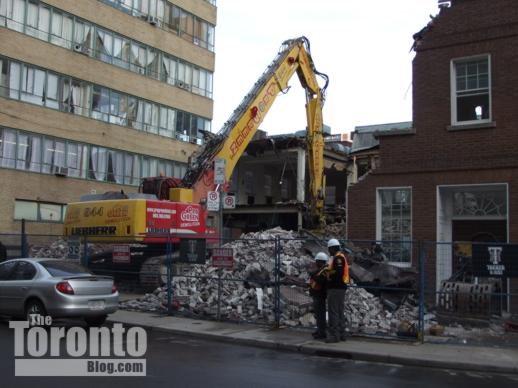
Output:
(324, 223), (347, 238)
(29, 238), (106, 258)
(301, 232), (417, 292)
(119, 227), (428, 335)
(429, 324), (445, 336)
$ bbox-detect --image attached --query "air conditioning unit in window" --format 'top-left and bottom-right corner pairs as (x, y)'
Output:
(52, 166), (68, 177)
(146, 15), (159, 26)
(73, 44), (90, 56)
(177, 81), (190, 91)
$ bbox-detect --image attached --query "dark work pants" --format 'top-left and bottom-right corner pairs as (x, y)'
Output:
(312, 295), (326, 336)
(327, 288), (346, 339)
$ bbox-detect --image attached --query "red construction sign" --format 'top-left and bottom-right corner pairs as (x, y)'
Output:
(112, 244), (131, 264)
(212, 247), (234, 269)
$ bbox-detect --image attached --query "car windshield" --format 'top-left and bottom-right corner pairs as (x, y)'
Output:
(39, 260), (92, 277)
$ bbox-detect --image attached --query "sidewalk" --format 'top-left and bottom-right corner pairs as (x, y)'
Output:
(108, 310), (518, 375)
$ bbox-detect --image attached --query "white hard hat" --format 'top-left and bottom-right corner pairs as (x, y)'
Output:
(314, 252), (328, 262)
(327, 238), (340, 248)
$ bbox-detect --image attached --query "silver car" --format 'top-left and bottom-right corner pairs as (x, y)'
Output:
(0, 258), (119, 326)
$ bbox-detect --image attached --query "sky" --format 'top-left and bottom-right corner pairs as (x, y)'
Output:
(211, 0), (440, 137)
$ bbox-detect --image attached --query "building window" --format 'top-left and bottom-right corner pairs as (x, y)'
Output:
(26, 1), (50, 41)
(159, 106), (175, 138)
(8, 61), (20, 99)
(107, 149), (124, 183)
(46, 72), (60, 109)
(42, 138), (65, 173)
(67, 142), (87, 178)
(50, 10), (73, 49)
(451, 55), (491, 125)
(4, 0), (25, 32)
(14, 199), (66, 223)
(177, 61), (192, 91)
(14, 200), (38, 221)
(91, 85), (110, 121)
(20, 65), (46, 105)
(161, 54), (177, 86)
(95, 28), (114, 64)
(0, 128), (16, 168)
(70, 80), (92, 117)
(453, 188), (507, 218)
(377, 188), (412, 264)
(124, 153), (140, 185)
(73, 19), (94, 54)
(89, 146), (107, 181)
(0, 58), (8, 97)
(146, 47), (160, 80)
(130, 42), (146, 75)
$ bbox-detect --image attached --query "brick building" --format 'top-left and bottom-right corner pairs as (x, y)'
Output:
(0, 0), (216, 234)
(346, 0), (518, 310)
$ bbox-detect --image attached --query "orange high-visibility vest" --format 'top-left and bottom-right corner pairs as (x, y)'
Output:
(328, 252), (350, 285)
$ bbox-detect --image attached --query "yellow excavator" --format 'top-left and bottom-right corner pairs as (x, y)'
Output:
(183, 35), (329, 227)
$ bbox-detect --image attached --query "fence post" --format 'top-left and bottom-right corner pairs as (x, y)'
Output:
(217, 196), (224, 322)
(21, 219), (28, 257)
(166, 233), (173, 315)
(418, 240), (425, 344)
(217, 268), (222, 321)
(82, 236), (89, 267)
(274, 236), (281, 329)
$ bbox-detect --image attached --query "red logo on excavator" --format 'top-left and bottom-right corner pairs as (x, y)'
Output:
(229, 83), (277, 159)
(181, 206), (200, 222)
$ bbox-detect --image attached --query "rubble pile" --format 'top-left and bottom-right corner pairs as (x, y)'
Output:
(30, 239), (70, 258)
(120, 227), (424, 335)
(324, 222), (347, 238)
(29, 238), (106, 258)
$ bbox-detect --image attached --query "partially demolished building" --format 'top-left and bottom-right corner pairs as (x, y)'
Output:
(223, 130), (349, 235)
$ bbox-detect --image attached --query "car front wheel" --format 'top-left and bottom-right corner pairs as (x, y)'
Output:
(25, 299), (46, 324)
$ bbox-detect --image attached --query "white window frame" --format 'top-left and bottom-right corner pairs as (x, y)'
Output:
(376, 186), (413, 267)
(450, 54), (492, 126)
(14, 199), (66, 223)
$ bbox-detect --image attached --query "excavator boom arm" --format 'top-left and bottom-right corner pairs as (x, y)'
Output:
(184, 37), (328, 226)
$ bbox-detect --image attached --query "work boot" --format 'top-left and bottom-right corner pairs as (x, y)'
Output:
(340, 334), (347, 342)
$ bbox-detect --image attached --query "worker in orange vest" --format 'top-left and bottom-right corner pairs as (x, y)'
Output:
(326, 238), (350, 343)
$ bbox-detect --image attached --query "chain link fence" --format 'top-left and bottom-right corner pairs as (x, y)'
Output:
(2, 231), (517, 345)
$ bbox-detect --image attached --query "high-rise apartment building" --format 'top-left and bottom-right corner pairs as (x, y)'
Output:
(0, 0), (216, 234)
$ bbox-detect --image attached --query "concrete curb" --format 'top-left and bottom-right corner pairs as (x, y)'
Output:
(107, 317), (518, 375)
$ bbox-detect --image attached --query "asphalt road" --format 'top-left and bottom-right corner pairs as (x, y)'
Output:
(1, 319), (517, 388)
